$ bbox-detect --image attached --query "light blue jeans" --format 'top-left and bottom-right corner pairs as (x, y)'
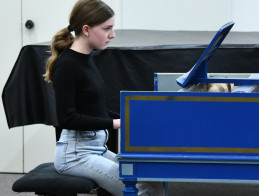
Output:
(54, 129), (164, 196)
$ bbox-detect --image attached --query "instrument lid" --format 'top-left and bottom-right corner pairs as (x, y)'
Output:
(176, 22), (235, 88)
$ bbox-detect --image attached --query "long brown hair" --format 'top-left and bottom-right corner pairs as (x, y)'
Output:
(43, 0), (114, 82)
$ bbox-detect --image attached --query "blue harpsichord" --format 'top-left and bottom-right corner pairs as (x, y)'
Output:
(117, 22), (259, 196)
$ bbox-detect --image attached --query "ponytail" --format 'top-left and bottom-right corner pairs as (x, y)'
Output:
(43, 27), (74, 82)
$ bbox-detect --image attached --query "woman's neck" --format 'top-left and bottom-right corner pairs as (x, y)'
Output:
(70, 36), (92, 55)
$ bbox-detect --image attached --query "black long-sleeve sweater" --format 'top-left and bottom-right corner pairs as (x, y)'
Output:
(52, 49), (116, 131)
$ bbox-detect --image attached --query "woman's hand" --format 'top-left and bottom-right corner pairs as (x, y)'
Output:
(113, 119), (121, 129)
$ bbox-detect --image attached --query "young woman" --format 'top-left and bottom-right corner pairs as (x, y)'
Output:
(43, 0), (164, 195)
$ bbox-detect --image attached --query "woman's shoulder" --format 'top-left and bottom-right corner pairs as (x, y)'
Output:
(53, 54), (81, 77)
(56, 49), (78, 64)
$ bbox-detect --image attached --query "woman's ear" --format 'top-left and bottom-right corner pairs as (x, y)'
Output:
(82, 25), (89, 37)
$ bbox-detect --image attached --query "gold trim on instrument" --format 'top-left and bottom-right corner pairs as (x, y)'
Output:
(124, 95), (259, 153)
(127, 95), (259, 102)
(125, 146), (259, 154)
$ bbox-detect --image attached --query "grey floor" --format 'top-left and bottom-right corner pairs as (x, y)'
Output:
(2, 173), (259, 196)
(0, 173), (33, 196)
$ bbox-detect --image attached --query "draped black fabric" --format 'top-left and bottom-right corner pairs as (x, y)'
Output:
(2, 30), (259, 152)
(2, 45), (57, 128)
(3, 44), (259, 129)
(95, 46), (259, 113)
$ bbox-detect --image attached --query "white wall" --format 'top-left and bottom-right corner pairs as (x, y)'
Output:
(230, 0), (259, 31)
(122, 0), (231, 31)
(122, 0), (259, 32)
(0, 0), (23, 173)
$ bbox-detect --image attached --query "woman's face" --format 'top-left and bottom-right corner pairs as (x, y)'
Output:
(88, 16), (115, 50)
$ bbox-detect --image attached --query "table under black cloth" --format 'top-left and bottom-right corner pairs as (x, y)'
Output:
(2, 29), (259, 152)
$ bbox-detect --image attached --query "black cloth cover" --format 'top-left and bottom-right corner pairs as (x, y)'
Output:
(2, 31), (259, 151)
(3, 44), (259, 129)
(2, 45), (58, 128)
(12, 162), (97, 194)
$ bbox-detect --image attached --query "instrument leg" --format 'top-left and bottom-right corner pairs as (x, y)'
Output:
(163, 182), (168, 196)
(122, 181), (138, 196)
